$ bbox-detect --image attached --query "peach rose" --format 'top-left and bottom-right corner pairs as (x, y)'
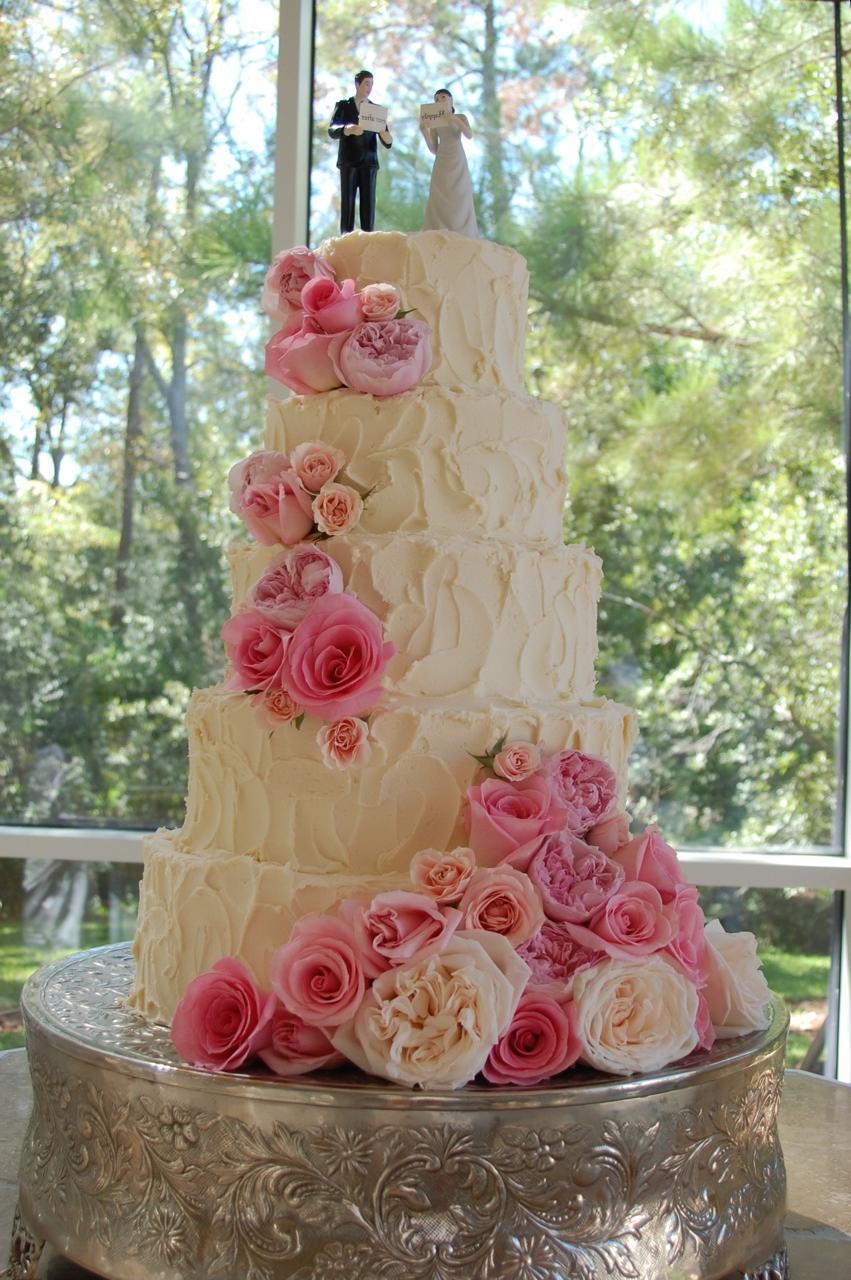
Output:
(493, 742), (541, 783)
(360, 282), (402, 320)
(586, 812), (631, 857)
(289, 442), (346, 494)
(252, 687), (302, 727)
(459, 867), (544, 947)
(331, 930), (530, 1090)
(701, 919), (772, 1039)
(316, 717), (371, 769)
(312, 482), (363, 536)
(572, 955), (700, 1076)
(410, 848), (476, 904)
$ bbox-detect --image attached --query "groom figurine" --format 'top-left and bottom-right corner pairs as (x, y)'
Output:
(329, 69), (393, 234)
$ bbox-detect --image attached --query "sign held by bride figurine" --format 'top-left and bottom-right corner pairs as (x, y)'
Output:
(420, 102), (451, 126)
(358, 102), (388, 132)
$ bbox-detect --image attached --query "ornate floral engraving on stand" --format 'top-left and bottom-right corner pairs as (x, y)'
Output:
(1, 1207), (45, 1280)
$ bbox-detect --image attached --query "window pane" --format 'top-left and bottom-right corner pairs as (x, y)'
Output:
(312, 2), (846, 852)
(1, 1), (278, 827)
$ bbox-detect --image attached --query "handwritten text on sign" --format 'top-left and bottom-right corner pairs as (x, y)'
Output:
(358, 102), (388, 132)
(420, 103), (451, 126)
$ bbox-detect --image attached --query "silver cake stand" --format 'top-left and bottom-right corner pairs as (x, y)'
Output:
(7, 944), (788, 1280)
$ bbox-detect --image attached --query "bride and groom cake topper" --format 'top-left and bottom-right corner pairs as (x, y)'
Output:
(329, 69), (478, 238)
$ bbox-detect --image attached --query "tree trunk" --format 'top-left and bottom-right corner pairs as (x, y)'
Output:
(111, 324), (146, 629)
(49, 398), (69, 488)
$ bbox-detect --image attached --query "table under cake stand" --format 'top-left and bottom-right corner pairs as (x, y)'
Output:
(6, 945), (788, 1280)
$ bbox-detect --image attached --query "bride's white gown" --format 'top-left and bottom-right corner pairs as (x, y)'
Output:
(423, 125), (479, 238)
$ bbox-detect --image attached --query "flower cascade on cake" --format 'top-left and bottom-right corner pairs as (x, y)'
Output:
(171, 742), (773, 1089)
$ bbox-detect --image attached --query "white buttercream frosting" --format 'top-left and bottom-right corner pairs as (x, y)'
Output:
(229, 535), (601, 704)
(265, 385), (567, 543)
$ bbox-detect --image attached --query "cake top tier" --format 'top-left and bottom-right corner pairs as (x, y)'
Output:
(317, 230), (529, 392)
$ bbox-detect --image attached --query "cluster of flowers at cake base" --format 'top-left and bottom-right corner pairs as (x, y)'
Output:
(262, 245), (432, 398)
(170, 743), (774, 1091)
(221, 540), (394, 733)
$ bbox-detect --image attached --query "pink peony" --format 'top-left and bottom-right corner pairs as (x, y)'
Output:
(289, 441), (346, 494)
(261, 246), (335, 321)
(517, 921), (601, 996)
(340, 891), (462, 979)
(221, 610), (289, 693)
(483, 993), (582, 1086)
(252, 687), (303, 727)
(330, 318), (432, 397)
(612, 825), (686, 905)
(258, 1003), (345, 1077)
(568, 881), (675, 959)
(266, 319), (344, 396)
(251, 545), (344, 631)
(410, 847), (476, 904)
(228, 449), (289, 499)
(269, 915), (365, 1028)
(283, 592), (395, 720)
(312, 482), (363, 536)
(458, 867), (544, 947)
(316, 716), (372, 769)
(493, 742), (541, 783)
(665, 885), (707, 984)
(231, 459), (314, 547)
(547, 750), (618, 834)
(586, 812), (631, 857)
(301, 275), (363, 333)
(467, 776), (566, 867)
(512, 832), (625, 925)
(360, 282), (401, 320)
(171, 958), (275, 1072)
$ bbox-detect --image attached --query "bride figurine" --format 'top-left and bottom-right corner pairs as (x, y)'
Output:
(421, 89), (479, 238)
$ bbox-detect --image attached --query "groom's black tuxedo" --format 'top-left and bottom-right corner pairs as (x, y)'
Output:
(329, 97), (392, 233)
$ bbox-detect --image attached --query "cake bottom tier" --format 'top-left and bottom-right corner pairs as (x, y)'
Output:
(178, 689), (638, 876)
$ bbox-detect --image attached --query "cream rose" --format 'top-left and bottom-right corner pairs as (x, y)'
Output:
(459, 866), (544, 947)
(702, 919), (772, 1039)
(312, 482), (363, 536)
(572, 955), (699, 1076)
(331, 930), (530, 1090)
(316, 717), (371, 769)
(289, 441), (345, 494)
(410, 847), (476, 904)
(492, 741), (541, 782)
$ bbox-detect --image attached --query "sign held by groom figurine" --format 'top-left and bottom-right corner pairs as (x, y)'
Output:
(329, 70), (393, 235)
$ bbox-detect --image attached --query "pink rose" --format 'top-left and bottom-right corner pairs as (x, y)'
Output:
(483, 993), (582, 1086)
(360, 282), (401, 320)
(261, 246), (335, 321)
(258, 1003), (345, 1077)
(301, 275), (363, 333)
(493, 742), (541, 782)
(330, 318), (432, 397)
(269, 915), (365, 1028)
(312, 482), (363, 536)
(283, 592), (395, 720)
(459, 867), (544, 947)
(221, 610), (289, 692)
(171, 958), (275, 1072)
(517, 921), (600, 996)
(316, 716), (372, 769)
(586, 812), (631, 856)
(251, 687), (303, 727)
(548, 750), (618, 834)
(251, 545), (344, 631)
(512, 832), (625, 924)
(665, 885), (706, 983)
(340, 891), (462, 979)
(410, 848), (476, 904)
(289, 441), (346, 494)
(700, 919), (772, 1039)
(568, 881), (675, 959)
(266, 319), (344, 396)
(467, 776), (566, 867)
(231, 459), (315, 546)
(611, 825), (686, 905)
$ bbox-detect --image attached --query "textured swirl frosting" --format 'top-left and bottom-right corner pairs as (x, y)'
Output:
(265, 385), (567, 543)
(229, 535), (601, 704)
(317, 230), (530, 391)
(177, 689), (638, 877)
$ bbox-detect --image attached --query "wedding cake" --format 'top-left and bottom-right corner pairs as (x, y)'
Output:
(130, 230), (772, 1090)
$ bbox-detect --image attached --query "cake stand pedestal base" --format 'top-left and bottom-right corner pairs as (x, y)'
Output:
(9, 945), (789, 1280)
